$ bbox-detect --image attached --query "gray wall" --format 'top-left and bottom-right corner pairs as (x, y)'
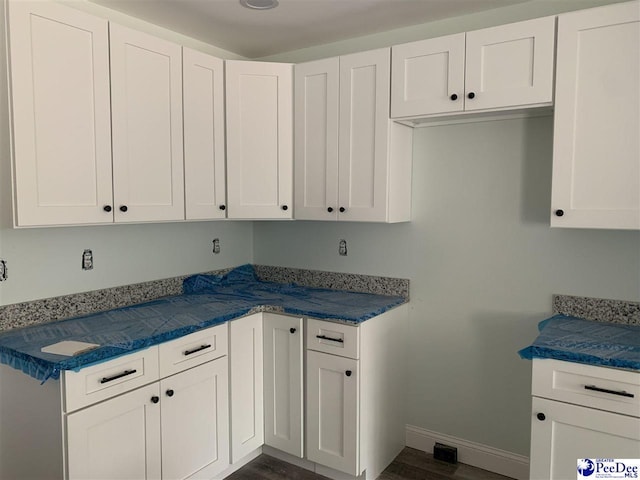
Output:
(254, 116), (640, 455)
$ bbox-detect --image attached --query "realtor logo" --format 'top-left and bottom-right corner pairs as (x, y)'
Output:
(578, 459), (640, 479)
(578, 459), (596, 477)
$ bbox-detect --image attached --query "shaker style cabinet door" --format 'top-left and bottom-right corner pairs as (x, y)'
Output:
(391, 33), (465, 118)
(160, 359), (230, 480)
(263, 314), (304, 458)
(551, 1), (640, 229)
(7, 1), (113, 226)
(294, 58), (340, 220)
(530, 397), (640, 480)
(225, 61), (293, 219)
(183, 48), (227, 220)
(229, 313), (264, 463)
(464, 17), (555, 111)
(306, 350), (360, 476)
(110, 24), (185, 223)
(65, 383), (162, 480)
(338, 48), (392, 222)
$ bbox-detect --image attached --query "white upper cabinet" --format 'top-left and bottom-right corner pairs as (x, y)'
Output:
(226, 61), (293, 219)
(110, 24), (185, 223)
(7, 1), (114, 226)
(390, 33), (465, 118)
(183, 48), (227, 220)
(551, 1), (640, 230)
(294, 58), (340, 221)
(391, 17), (555, 119)
(295, 49), (413, 223)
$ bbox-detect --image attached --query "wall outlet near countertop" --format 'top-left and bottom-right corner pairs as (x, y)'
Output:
(339, 239), (347, 256)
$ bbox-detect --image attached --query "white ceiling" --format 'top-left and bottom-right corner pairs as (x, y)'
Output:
(88, 0), (533, 58)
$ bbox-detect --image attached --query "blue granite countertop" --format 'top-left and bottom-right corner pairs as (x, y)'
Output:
(0, 266), (406, 382)
(518, 314), (640, 371)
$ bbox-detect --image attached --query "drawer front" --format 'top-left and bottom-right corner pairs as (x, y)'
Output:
(306, 318), (359, 359)
(159, 323), (228, 378)
(532, 358), (640, 417)
(64, 347), (160, 413)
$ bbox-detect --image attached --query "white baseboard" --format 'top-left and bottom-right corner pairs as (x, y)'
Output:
(405, 424), (530, 480)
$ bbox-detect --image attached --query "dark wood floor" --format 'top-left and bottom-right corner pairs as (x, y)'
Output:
(226, 447), (515, 480)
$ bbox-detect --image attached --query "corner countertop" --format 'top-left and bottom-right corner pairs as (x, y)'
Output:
(518, 314), (640, 372)
(0, 266), (406, 383)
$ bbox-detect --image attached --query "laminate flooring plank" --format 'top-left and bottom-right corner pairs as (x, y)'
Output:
(225, 448), (515, 480)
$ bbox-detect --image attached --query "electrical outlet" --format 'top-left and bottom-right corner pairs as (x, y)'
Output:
(339, 239), (347, 256)
(82, 249), (93, 270)
(212, 238), (220, 254)
(0, 260), (7, 281)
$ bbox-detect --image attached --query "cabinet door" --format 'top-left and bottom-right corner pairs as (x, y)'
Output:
(110, 24), (184, 223)
(226, 61), (293, 219)
(338, 49), (391, 222)
(530, 397), (640, 480)
(230, 313), (264, 463)
(7, 1), (113, 226)
(307, 350), (359, 476)
(66, 383), (161, 480)
(551, 2), (640, 230)
(294, 58), (340, 220)
(391, 33), (465, 118)
(263, 314), (303, 457)
(161, 359), (229, 480)
(183, 48), (227, 220)
(464, 17), (555, 111)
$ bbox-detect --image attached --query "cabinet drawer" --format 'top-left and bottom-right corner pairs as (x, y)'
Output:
(532, 359), (640, 417)
(306, 319), (359, 359)
(63, 347), (160, 413)
(159, 323), (228, 377)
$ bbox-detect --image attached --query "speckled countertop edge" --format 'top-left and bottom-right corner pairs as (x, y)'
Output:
(0, 265), (409, 332)
(254, 265), (409, 299)
(553, 294), (640, 325)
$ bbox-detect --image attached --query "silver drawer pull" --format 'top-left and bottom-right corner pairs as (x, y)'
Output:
(100, 369), (137, 384)
(184, 344), (212, 356)
(584, 384), (634, 398)
(316, 334), (344, 343)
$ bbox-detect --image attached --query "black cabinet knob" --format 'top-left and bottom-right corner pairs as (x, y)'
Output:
(450, 93), (458, 101)
(327, 207), (334, 213)
(282, 205), (288, 211)
(219, 205), (226, 211)
(103, 205), (112, 212)
(166, 389), (174, 397)
(345, 370), (352, 377)
(119, 205), (128, 212)
(290, 327), (296, 334)
(555, 209), (564, 217)
(467, 92), (476, 99)
(151, 396), (159, 404)
(536, 412), (546, 421)
(339, 207), (346, 213)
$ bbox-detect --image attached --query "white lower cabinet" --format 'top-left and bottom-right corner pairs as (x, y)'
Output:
(0, 323), (230, 480)
(263, 313), (304, 458)
(229, 313), (264, 463)
(66, 382), (162, 480)
(160, 359), (229, 480)
(306, 350), (359, 475)
(529, 359), (640, 480)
